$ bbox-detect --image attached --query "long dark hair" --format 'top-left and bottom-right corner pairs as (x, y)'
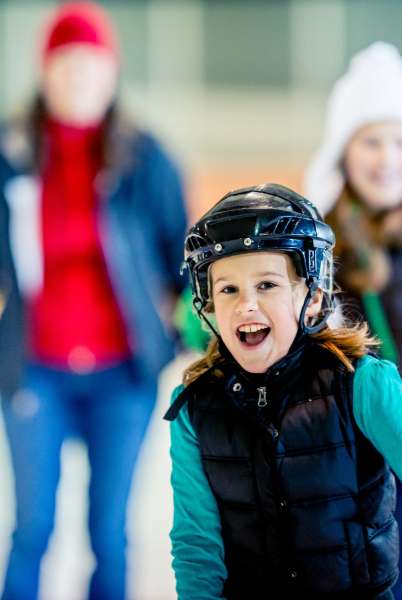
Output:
(326, 185), (402, 294)
(26, 93), (135, 173)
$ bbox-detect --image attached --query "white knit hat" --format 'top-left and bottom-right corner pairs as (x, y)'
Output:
(304, 42), (402, 215)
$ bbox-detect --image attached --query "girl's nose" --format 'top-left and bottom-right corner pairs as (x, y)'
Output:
(235, 291), (258, 314)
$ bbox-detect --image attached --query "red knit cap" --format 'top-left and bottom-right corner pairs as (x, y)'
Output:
(42, 1), (119, 62)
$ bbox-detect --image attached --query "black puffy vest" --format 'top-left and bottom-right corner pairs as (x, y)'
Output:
(167, 343), (399, 599)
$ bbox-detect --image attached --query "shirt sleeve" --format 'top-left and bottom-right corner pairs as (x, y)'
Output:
(353, 355), (402, 481)
(169, 385), (228, 600)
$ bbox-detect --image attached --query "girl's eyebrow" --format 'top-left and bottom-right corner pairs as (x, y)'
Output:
(255, 270), (286, 279)
(213, 270), (285, 285)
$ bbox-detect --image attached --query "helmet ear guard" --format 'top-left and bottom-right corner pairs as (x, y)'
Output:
(299, 245), (335, 334)
(183, 183), (336, 335)
(299, 279), (330, 335)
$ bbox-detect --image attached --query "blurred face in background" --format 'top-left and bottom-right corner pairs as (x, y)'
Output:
(344, 121), (402, 211)
(42, 43), (118, 126)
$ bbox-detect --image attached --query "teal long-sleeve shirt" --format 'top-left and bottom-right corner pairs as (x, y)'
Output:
(169, 355), (402, 600)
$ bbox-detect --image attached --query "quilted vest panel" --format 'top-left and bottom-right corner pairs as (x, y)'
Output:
(187, 348), (398, 598)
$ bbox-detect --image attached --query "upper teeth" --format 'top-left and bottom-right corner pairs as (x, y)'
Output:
(238, 324), (267, 333)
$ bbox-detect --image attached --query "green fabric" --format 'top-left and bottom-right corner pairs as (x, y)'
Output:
(169, 355), (402, 598)
(353, 354), (402, 480)
(169, 385), (228, 600)
(174, 286), (211, 352)
(362, 291), (399, 364)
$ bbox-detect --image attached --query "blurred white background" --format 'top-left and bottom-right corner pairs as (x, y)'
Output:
(3, 0), (402, 216)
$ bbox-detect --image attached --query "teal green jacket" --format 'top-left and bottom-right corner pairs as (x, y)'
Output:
(169, 355), (402, 600)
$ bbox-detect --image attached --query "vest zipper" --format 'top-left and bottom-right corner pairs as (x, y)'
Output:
(257, 386), (267, 407)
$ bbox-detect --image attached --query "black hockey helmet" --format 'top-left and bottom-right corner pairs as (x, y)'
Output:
(184, 183), (335, 334)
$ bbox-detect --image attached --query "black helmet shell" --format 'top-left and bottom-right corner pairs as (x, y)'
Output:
(185, 183), (335, 308)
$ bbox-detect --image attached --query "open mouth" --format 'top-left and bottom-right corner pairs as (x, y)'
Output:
(236, 324), (271, 347)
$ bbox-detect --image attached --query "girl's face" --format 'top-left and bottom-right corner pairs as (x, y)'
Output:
(42, 43), (118, 126)
(211, 252), (322, 373)
(344, 121), (402, 211)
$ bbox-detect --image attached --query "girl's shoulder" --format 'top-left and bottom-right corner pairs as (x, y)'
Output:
(165, 363), (227, 423)
(171, 384), (185, 402)
(355, 354), (400, 379)
(353, 354), (401, 409)
(352, 355), (402, 480)
(165, 384), (187, 422)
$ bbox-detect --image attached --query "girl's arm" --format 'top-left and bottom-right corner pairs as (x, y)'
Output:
(169, 386), (227, 600)
(353, 355), (402, 480)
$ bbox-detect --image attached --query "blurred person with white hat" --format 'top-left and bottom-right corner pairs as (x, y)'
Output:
(305, 41), (402, 598)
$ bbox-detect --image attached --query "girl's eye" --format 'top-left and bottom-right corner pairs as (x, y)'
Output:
(258, 281), (276, 290)
(221, 285), (237, 294)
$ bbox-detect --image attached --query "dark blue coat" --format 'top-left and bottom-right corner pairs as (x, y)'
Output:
(0, 121), (188, 394)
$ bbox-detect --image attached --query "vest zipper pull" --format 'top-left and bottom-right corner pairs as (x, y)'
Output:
(257, 386), (267, 407)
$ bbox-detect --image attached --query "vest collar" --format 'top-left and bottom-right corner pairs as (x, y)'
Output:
(165, 335), (322, 422)
(219, 336), (308, 415)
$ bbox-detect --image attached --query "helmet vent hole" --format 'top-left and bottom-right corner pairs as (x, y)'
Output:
(187, 233), (207, 251)
(270, 217), (301, 235)
(285, 217), (301, 233)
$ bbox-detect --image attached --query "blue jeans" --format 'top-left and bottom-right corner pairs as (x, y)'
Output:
(1, 361), (156, 600)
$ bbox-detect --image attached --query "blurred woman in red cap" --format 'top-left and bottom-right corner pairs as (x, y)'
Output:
(0, 2), (187, 598)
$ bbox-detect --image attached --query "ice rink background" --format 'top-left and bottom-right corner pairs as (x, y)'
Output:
(1, 1), (402, 598)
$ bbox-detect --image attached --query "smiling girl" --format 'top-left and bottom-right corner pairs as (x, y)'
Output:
(165, 184), (402, 600)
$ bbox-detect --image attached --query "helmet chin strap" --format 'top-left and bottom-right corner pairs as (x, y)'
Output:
(193, 297), (220, 339)
(193, 297), (239, 363)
